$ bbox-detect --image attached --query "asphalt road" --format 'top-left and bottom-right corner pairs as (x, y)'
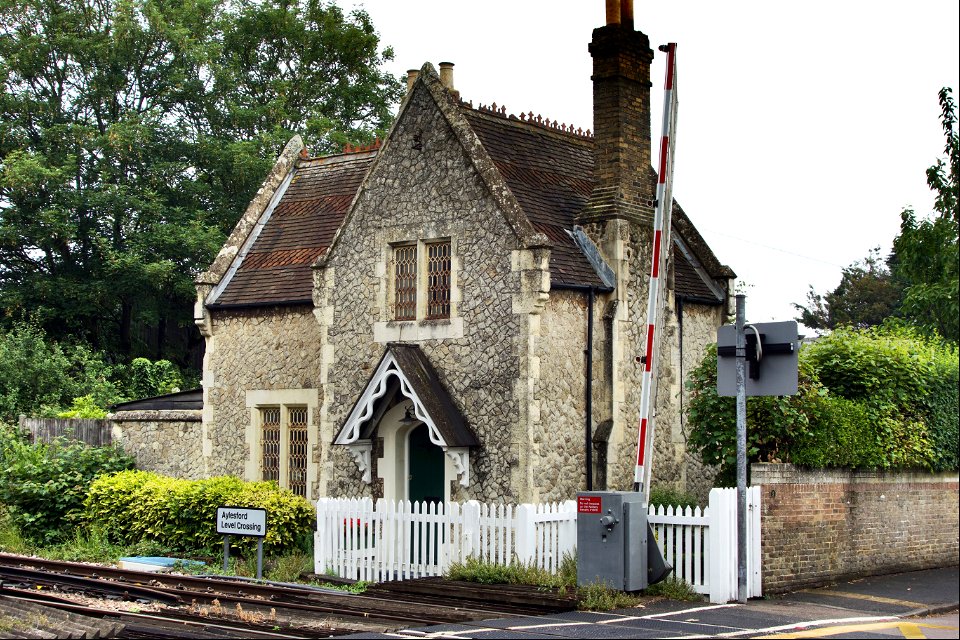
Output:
(345, 566), (959, 639)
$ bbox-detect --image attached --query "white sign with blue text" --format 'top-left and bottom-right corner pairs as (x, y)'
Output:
(216, 506), (267, 538)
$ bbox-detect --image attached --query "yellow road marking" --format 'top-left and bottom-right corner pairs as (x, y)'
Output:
(803, 589), (928, 610)
(756, 620), (959, 638)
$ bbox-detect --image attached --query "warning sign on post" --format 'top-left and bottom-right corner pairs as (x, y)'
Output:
(216, 506), (267, 538)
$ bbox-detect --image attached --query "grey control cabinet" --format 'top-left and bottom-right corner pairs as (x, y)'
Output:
(576, 491), (648, 591)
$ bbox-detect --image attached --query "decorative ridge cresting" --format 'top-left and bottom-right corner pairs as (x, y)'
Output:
(343, 138), (383, 154)
(459, 98), (593, 139)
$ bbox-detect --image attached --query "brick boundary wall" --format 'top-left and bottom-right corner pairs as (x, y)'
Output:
(753, 463), (959, 594)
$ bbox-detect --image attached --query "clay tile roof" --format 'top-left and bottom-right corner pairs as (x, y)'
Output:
(211, 103), (729, 307)
(211, 152), (375, 307)
(462, 109), (605, 288)
(463, 107), (728, 300)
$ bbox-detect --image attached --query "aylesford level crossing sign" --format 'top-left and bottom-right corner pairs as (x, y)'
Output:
(216, 506), (267, 578)
(216, 506), (267, 537)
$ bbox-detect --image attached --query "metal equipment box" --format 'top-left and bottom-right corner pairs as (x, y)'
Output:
(576, 491), (648, 591)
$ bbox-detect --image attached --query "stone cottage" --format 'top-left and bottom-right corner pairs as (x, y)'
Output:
(191, 0), (735, 505)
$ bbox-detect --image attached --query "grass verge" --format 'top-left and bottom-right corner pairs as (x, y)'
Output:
(445, 555), (701, 611)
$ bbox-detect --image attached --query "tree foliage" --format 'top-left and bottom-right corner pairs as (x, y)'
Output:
(892, 88), (959, 343)
(793, 248), (902, 332)
(0, 0), (403, 366)
(686, 326), (959, 486)
(795, 88), (958, 342)
(0, 322), (194, 421)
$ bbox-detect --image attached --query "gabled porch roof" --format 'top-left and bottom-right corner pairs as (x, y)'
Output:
(333, 343), (479, 450)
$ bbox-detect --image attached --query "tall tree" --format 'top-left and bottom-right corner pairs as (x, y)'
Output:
(795, 88), (958, 342)
(892, 87), (959, 343)
(794, 249), (903, 332)
(0, 0), (403, 365)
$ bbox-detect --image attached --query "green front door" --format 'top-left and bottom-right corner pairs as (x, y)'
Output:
(407, 423), (444, 505)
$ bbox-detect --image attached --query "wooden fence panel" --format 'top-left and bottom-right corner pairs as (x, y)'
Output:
(18, 416), (111, 447)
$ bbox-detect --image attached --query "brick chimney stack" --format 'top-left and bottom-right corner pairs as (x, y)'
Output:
(579, 0), (654, 225)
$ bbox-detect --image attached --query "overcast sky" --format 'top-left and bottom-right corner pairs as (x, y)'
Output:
(339, 0), (959, 331)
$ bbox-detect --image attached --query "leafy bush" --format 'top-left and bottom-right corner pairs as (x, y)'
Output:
(0, 323), (123, 421)
(121, 357), (184, 399)
(686, 326), (959, 483)
(0, 424), (136, 544)
(56, 395), (109, 419)
(84, 471), (315, 556)
(648, 486), (700, 509)
(0, 323), (199, 420)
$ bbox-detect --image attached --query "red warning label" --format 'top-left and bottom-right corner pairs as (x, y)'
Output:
(577, 496), (602, 514)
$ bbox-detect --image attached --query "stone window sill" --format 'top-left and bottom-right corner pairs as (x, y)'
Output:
(374, 317), (464, 343)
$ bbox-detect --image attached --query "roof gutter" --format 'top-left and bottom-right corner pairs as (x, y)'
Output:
(551, 282), (615, 294)
(207, 299), (314, 311)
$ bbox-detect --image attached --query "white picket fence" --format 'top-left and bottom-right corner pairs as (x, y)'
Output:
(314, 498), (576, 583)
(314, 487), (761, 603)
(649, 486), (761, 603)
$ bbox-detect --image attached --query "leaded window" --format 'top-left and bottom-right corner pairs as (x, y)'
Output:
(259, 405), (309, 497)
(260, 408), (281, 483)
(288, 407), (309, 497)
(394, 244), (417, 320)
(392, 239), (452, 321)
(427, 241), (451, 319)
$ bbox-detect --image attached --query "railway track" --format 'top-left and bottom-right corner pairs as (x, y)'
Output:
(0, 553), (576, 638)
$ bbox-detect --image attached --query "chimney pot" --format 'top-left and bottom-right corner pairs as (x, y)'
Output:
(406, 69), (420, 94)
(620, 0), (634, 29)
(438, 62), (455, 91)
(605, 0), (620, 24)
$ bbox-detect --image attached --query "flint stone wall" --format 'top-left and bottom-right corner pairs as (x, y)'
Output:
(109, 410), (203, 478)
(318, 81), (527, 503)
(533, 290), (602, 502)
(203, 306), (323, 482)
(578, 220), (723, 498)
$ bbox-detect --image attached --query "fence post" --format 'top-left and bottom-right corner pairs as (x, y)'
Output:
(515, 504), (535, 566)
(463, 500), (481, 561)
(314, 498), (329, 576)
(559, 500), (577, 561)
(708, 488), (737, 604)
(747, 486), (762, 598)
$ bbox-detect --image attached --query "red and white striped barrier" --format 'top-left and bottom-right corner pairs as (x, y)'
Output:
(635, 43), (679, 496)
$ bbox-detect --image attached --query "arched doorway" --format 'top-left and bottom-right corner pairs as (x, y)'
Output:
(376, 400), (449, 504)
(407, 423), (445, 505)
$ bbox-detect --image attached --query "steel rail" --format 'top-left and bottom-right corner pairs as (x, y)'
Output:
(0, 554), (497, 627)
(1, 586), (336, 638)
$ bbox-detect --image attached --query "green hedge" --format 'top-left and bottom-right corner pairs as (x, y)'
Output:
(85, 471), (315, 555)
(0, 424), (135, 544)
(687, 325), (959, 485)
